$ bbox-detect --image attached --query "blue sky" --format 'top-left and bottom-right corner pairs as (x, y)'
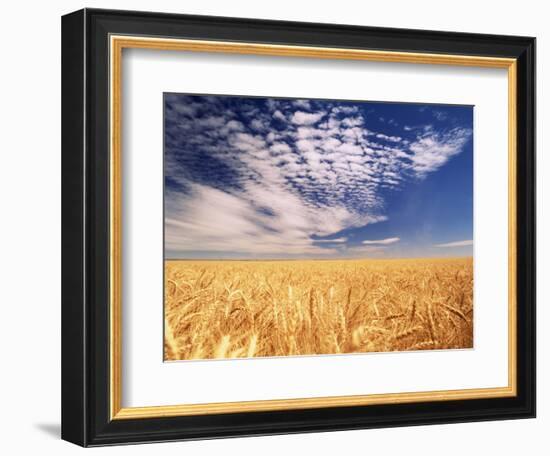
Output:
(164, 94), (473, 259)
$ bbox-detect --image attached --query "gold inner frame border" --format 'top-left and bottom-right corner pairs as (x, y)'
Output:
(109, 35), (517, 420)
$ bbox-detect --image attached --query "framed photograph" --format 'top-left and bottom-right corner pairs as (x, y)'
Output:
(61, 8), (535, 446)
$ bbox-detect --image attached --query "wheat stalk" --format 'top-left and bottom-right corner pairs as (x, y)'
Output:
(164, 258), (473, 360)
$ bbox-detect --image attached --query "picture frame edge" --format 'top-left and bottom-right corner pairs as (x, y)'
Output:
(61, 8), (536, 447)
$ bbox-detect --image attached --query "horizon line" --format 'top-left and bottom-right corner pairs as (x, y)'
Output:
(165, 255), (474, 262)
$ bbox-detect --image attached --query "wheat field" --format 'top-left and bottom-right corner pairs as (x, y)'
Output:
(164, 257), (473, 361)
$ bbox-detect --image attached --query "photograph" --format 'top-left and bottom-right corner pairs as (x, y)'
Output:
(59, 7), (536, 446)
(163, 94), (474, 361)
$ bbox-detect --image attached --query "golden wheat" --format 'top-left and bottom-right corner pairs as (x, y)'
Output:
(164, 257), (473, 360)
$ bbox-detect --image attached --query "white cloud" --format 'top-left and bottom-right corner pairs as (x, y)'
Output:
(296, 139), (316, 154)
(250, 119), (267, 131)
(332, 106), (358, 115)
(270, 142), (292, 155)
(291, 111), (325, 125)
(225, 120), (244, 131)
(432, 110), (448, 121)
(376, 133), (402, 142)
(342, 116), (364, 127)
(314, 237), (348, 243)
(362, 237), (400, 245)
(293, 99), (311, 110)
(165, 182), (364, 256)
(409, 127), (472, 177)
(434, 239), (473, 248)
(171, 102), (198, 117)
(337, 143), (363, 155)
(273, 110), (286, 122)
(230, 132), (266, 152)
(200, 116), (227, 128)
(345, 245), (387, 256)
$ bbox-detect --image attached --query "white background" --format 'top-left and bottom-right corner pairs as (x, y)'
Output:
(123, 50), (508, 407)
(0, 0), (546, 454)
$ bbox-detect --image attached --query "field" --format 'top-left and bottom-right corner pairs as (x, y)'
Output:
(164, 258), (473, 361)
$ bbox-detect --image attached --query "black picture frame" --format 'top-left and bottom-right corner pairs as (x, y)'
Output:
(62, 8), (535, 447)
